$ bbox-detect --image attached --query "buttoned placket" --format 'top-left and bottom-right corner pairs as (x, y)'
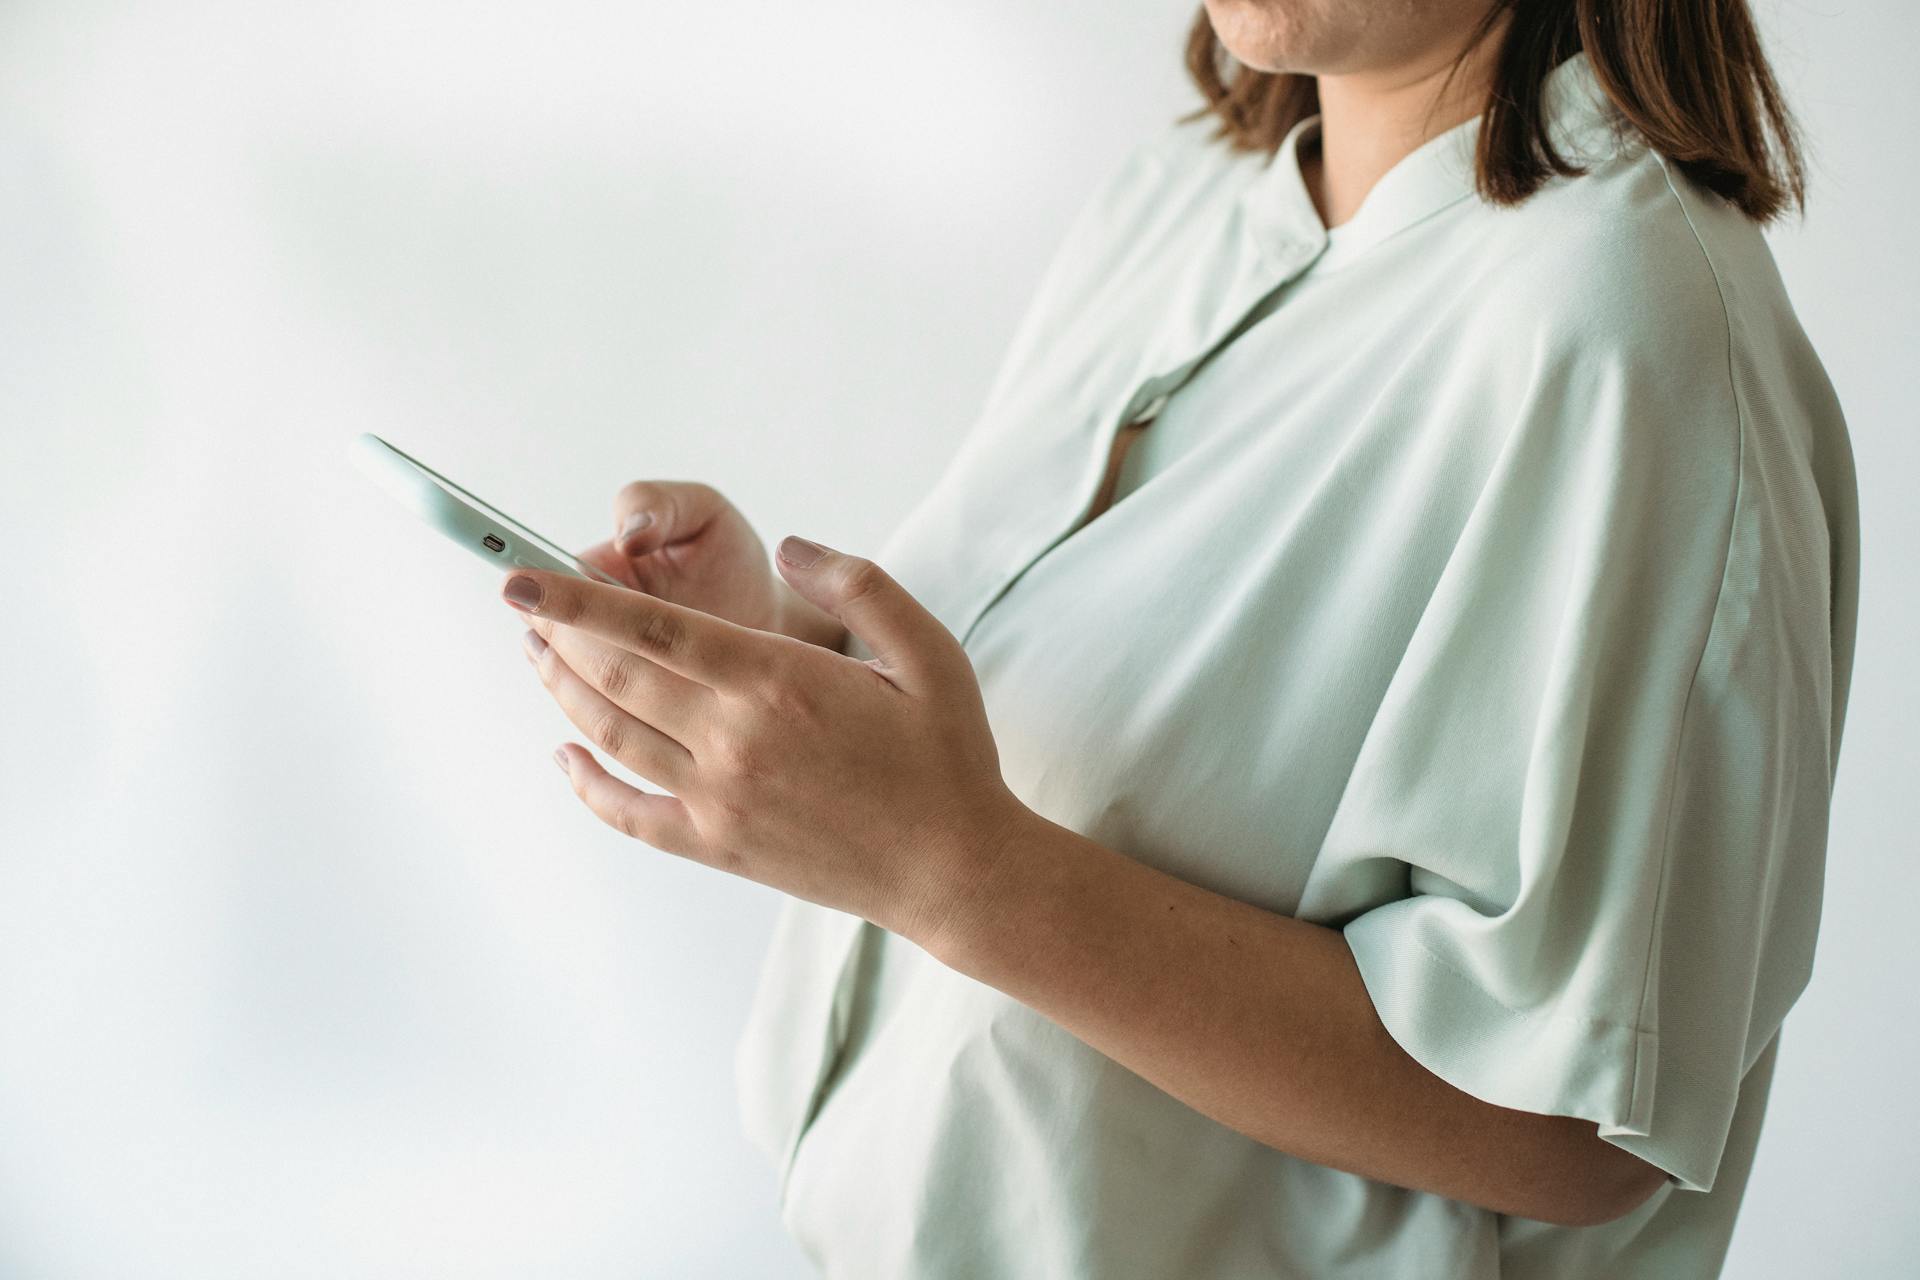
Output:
(773, 196), (1332, 1203)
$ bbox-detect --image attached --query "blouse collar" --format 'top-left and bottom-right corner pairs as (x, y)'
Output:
(1239, 50), (1625, 273)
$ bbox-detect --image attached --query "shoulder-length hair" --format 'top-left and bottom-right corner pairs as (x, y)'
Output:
(1181, 0), (1806, 222)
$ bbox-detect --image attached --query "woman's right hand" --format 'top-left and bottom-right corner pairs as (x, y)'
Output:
(571, 480), (849, 651)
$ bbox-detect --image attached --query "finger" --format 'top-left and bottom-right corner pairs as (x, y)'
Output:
(537, 622), (711, 744)
(526, 629), (694, 793)
(612, 480), (728, 558)
(772, 537), (960, 691)
(502, 568), (759, 689)
(575, 539), (644, 591)
(580, 536), (679, 599)
(554, 743), (702, 855)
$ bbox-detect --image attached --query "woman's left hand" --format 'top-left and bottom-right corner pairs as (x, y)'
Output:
(505, 534), (1031, 949)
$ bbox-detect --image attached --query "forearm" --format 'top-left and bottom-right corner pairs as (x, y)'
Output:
(919, 808), (1663, 1228)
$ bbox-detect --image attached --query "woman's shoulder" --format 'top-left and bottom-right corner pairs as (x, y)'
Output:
(998, 116), (1273, 350)
(1460, 139), (1849, 552)
(1057, 114), (1270, 255)
(1476, 139), (1811, 377)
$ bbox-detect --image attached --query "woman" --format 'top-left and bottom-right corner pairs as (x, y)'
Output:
(502, 0), (1858, 1275)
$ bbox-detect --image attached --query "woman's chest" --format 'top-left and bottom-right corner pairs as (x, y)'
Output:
(881, 277), (1519, 913)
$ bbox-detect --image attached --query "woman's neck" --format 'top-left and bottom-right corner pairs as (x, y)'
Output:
(1300, 18), (1509, 230)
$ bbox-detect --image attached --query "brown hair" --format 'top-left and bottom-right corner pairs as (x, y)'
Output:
(1182, 0), (1806, 222)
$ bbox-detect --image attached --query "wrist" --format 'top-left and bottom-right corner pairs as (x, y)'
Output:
(909, 795), (1049, 966)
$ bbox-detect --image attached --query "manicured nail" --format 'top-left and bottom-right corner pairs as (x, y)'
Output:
(619, 511), (653, 551)
(553, 746), (571, 774)
(522, 629), (547, 660)
(504, 575), (543, 612)
(778, 535), (827, 567)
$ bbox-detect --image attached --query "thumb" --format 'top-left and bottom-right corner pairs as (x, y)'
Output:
(775, 536), (955, 688)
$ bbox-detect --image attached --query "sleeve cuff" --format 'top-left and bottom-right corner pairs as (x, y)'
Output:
(1343, 908), (1727, 1192)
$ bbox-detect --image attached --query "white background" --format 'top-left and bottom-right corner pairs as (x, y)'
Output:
(0, 2), (1911, 1276)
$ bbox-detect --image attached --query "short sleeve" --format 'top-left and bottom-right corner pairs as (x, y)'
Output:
(1320, 285), (1850, 1194)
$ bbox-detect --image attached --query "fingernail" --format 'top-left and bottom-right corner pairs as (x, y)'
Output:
(522, 629), (547, 660)
(778, 535), (827, 567)
(504, 576), (543, 612)
(553, 746), (571, 774)
(619, 511), (653, 550)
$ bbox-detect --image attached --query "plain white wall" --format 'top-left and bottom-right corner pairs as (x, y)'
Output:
(0, 2), (1910, 1276)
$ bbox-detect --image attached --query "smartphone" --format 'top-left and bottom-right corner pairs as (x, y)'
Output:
(348, 432), (624, 585)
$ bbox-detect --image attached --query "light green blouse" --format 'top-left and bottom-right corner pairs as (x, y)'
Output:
(734, 52), (1860, 1279)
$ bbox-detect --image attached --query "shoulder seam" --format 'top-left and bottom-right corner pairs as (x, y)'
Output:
(1624, 158), (1750, 1058)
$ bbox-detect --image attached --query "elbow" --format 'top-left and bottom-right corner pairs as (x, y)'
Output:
(1533, 1149), (1670, 1228)
(1595, 1164), (1670, 1226)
